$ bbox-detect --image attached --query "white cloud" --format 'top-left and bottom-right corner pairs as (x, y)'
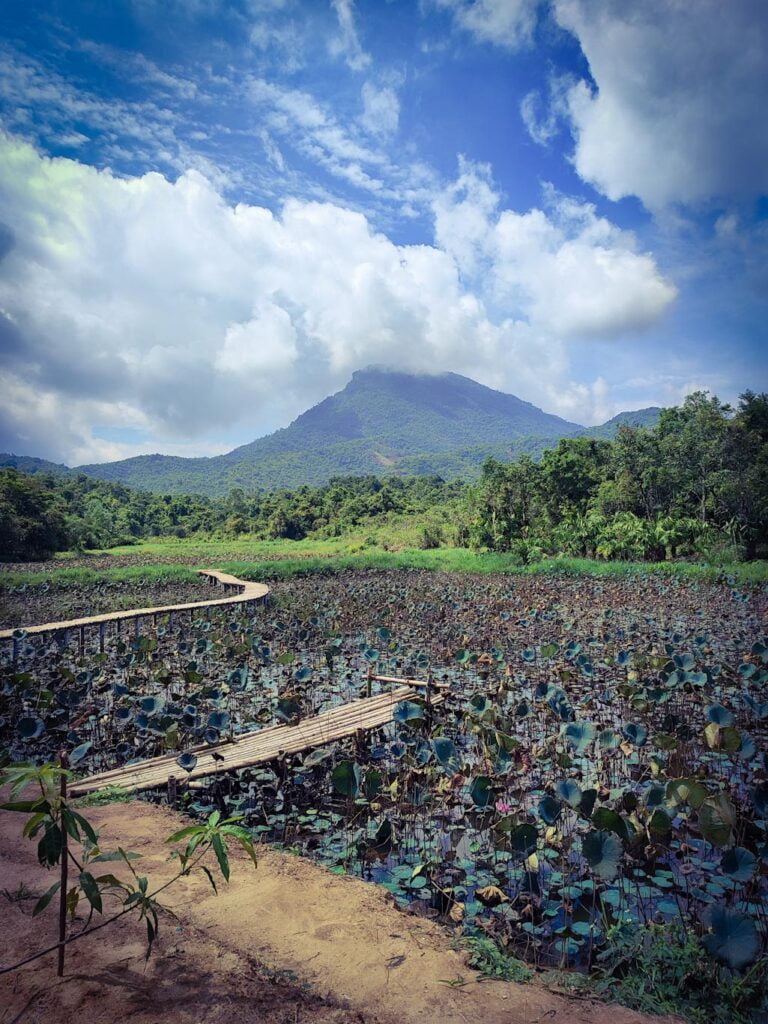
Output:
(330, 0), (371, 71)
(433, 0), (540, 50)
(433, 160), (677, 338)
(519, 76), (571, 146)
(360, 81), (400, 138)
(551, 0), (768, 208)
(0, 138), (677, 464)
(78, 41), (198, 99)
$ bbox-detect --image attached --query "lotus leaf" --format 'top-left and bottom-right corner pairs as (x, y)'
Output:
(563, 721), (596, 753)
(176, 752), (198, 773)
(582, 830), (623, 879)
(432, 736), (460, 771)
(698, 793), (736, 848)
(535, 795), (560, 825)
(720, 846), (756, 882)
(332, 761), (361, 798)
(701, 906), (759, 970)
(555, 779), (582, 808)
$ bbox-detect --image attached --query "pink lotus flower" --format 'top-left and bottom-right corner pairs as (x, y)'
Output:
(495, 799), (512, 813)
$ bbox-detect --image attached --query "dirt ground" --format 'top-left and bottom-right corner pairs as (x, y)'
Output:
(0, 800), (680, 1024)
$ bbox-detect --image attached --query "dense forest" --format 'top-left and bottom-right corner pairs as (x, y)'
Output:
(469, 390), (768, 563)
(1, 390), (765, 562)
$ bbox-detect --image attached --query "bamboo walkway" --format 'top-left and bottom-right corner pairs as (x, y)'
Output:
(0, 569), (270, 642)
(4, 568), (444, 798)
(70, 683), (444, 797)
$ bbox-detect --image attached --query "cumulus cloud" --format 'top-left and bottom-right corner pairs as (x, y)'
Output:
(433, 0), (540, 50)
(433, 161), (677, 338)
(0, 137), (676, 463)
(551, 0), (768, 208)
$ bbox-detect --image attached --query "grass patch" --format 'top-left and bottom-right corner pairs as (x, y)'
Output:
(74, 785), (134, 807)
(2, 546), (766, 589)
(464, 936), (534, 983)
(0, 563), (202, 588)
(592, 924), (768, 1024)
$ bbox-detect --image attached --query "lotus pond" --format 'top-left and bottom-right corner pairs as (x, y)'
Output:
(2, 569), (767, 977)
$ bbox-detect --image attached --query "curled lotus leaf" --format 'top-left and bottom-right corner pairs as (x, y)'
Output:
(176, 752), (198, 773)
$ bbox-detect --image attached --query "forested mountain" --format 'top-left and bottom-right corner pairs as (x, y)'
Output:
(581, 407), (662, 439)
(7, 368), (658, 496)
(0, 454), (71, 477)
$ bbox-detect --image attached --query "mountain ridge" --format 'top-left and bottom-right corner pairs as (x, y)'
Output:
(2, 368), (662, 495)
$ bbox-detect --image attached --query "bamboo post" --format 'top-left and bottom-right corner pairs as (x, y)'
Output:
(58, 751), (69, 977)
(167, 775), (177, 809)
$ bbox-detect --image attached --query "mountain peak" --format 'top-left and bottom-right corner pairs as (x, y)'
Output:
(51, 368), (662, 495)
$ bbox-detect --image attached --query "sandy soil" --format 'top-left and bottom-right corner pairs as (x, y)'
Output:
(0, 800), (679, 1024)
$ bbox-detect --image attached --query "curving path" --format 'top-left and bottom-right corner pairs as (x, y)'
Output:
(0, 569), (270, 642)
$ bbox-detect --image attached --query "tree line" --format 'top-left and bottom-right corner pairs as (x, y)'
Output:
(0, 469), (461, 560)
(1, 390), (765, 562)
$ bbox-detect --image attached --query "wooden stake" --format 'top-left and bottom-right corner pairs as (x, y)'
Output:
(58, 751), (69, 977)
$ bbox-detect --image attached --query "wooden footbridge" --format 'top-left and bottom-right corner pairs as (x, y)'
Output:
(0, 570), (270, 651)
(70, 678), (445, 797)
(2, 568), (446, 797)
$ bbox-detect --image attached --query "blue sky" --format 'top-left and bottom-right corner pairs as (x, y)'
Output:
(0, 0), (766, 465)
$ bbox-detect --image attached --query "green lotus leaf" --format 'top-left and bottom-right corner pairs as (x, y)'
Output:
(332, 761), (361, 798)
(509, 823), (538, 857)
(591, 807), (630, 842)
(720, 846), (756, 882)
(555, 779), (582, 808)
(469, 775), (493, 808)
(698, 793), (736, 848)
(432, 737), (460, 771)
(563, 721), (596, 753)
(582, 830), (623, 879)
(538, 795), (561, 825)
(702, 906), (759, 970)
